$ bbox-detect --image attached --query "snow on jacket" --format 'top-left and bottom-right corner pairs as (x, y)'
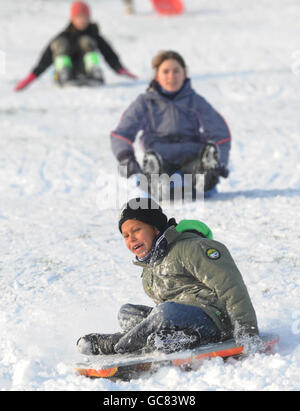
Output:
(111, 79), (231, 166)
(134, 225), (259, 340)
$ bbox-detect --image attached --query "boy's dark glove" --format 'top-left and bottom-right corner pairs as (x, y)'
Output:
(118, 151), (141, 178)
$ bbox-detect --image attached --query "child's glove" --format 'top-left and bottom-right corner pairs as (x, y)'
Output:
(204, 168), (220, 192)
(118, 151), (141, 178)
(14, 73), (37, 91)
(117, 67), (137, 80)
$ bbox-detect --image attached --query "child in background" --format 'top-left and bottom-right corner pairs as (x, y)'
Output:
(111, 51), (231, 197)
(14, 1), (137, 90)
(123, 0), (134, 15)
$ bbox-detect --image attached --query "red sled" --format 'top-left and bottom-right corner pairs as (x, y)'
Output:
(151, 0), (184, 15)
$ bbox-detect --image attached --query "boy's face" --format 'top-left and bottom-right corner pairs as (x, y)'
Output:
(72, 14), (90, 31)
(121, 220), (159, 259)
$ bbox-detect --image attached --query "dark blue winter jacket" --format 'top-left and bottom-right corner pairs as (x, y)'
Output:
(111, 79), (231, 167)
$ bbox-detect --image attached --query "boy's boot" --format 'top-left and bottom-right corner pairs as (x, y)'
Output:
(54, 55), (73, 85)
(83, 51), (104, 84)
(77, 332), (124, 355)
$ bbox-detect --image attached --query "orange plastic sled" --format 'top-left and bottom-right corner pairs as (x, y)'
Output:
(151, 0), (184, 15)
(76, 333), (279, 379)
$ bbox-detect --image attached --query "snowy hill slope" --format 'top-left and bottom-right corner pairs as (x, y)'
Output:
(0, 0), (299, 390)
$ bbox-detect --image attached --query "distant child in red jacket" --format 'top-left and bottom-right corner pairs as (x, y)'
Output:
(14, 1), (137, 90)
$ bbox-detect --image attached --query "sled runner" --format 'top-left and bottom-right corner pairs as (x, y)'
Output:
(75, 333), (279, 380)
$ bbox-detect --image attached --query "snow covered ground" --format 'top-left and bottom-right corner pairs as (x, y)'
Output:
(1, 0), (300, 391)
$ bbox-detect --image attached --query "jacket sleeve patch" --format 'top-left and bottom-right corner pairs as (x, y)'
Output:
(206, 248), (221, 260)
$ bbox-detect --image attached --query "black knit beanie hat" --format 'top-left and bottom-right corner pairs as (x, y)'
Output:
(119, 197), (168, 233)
